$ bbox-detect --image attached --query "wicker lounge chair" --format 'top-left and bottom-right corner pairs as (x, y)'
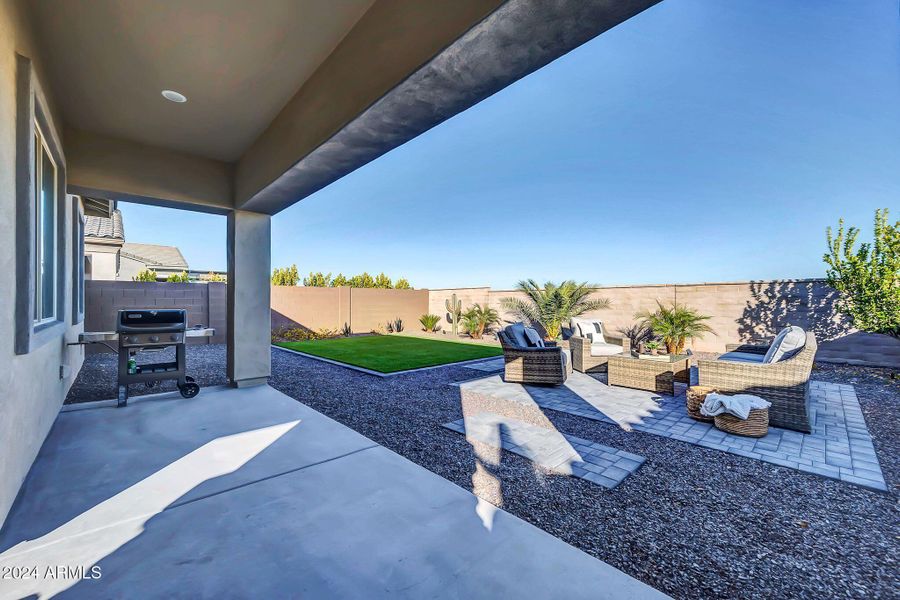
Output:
(568, 318), (630, 373)
(697, 331), (817, 433)
(497, 324), (570, 385)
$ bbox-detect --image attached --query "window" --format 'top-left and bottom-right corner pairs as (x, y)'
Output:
(73, 199), (86, 322)
(33, 121), (58, 323)
(14, 53), (66, 355)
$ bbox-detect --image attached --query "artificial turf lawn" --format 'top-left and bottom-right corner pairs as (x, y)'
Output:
(274, 334), (503, 373)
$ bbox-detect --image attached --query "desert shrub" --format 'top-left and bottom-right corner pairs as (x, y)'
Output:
(461, 304), (500, 339)
(824, 208), (899, 338)
(341, 322), (352, 336)
(419, 313), (440, 332)
(394, 278), (412, 289)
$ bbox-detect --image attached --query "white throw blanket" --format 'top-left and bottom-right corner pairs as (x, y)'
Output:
(700, 393), (771, 420)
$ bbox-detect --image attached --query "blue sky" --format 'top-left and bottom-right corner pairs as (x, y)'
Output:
(120, 0), (900, 289)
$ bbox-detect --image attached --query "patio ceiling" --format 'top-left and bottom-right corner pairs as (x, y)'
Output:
(28, 0), (661, 214)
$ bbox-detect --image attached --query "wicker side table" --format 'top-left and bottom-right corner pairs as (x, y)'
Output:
(608, 353), (691, 395)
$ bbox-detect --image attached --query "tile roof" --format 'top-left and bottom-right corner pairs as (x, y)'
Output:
(120, 243), (189, 269)
(84, 209), (124, 241)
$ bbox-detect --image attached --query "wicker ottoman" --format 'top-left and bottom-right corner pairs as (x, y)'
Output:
(686, 386), (716, 422)
(713, 408), (769, 438)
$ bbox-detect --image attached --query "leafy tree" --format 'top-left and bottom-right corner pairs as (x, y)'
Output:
(350, 272), (375, 288)
(271, 264), (299, 286)
(635, 301), (714, 354)
(500, 280), (610, 340)
(165, 270), (190, 283)
(331, 273), (349, 287)
(461, 304), (500, 339)
(394, 278), (412, 289)
(132, 268), (158, 282)
(373, 272), (393, 289)
(303, 271), (332, 287)
(824, 208), (900, 338)
(199, 271), (226, 282)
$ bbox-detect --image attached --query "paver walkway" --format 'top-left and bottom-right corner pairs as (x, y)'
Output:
(443, 412), (645, 488)
(459, 373), (887, 491)
(462, 357), (505, 372)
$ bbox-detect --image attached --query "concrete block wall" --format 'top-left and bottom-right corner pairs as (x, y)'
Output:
(271, 286), (429, 334)
(428, 280), (899, 368)
(84, 281), (224, 353)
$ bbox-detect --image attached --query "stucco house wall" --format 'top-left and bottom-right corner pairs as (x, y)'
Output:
(0, 0), (84, 528)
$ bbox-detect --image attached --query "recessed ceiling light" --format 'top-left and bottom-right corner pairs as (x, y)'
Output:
(161, 90), (187, 103)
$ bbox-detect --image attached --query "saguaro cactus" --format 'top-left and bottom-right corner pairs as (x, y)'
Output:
(445, 293), (462, 336)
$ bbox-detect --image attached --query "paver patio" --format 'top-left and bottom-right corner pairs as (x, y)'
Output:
(458, 371), (887, 491)
(443, 412), (645, 488)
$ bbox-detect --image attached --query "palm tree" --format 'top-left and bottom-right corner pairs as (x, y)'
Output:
(461, 304), (500, 339)
(635, 300), (714, 354)
(500, 280), (610, 340)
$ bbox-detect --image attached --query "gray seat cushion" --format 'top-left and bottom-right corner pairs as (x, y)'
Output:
(763, 326), (806, 363)
(524, 327), (545, 348)
(505, 323), (530, 348)
(718, 351), (766, 364)
(590, 342), (624, 357)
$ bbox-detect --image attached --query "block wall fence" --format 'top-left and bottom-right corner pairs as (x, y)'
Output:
(84, 279), (899, 367)
(429, 280), (899, 368)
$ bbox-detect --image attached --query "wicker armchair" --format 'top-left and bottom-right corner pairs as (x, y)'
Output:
(569, 333), (630, 373)
(497, 329), (570, 385)
(697, 332), (817, 433)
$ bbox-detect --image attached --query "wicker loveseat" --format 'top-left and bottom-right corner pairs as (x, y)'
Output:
(697, 331), (817, 433)
(568, 318), (630, 373)
(497, 323), (570, 385)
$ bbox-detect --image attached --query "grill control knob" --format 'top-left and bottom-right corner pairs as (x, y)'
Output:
(127, 336), (137, 344)
(149, 335), (159, 343)
(170, 334), (179, 341)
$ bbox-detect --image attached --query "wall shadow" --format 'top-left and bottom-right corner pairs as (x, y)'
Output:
(736, 281), (850, 343)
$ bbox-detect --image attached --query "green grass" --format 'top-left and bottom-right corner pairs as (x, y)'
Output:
(274, 335), (502, 373)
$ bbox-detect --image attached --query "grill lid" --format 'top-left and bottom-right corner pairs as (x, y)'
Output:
(117, 309), (187, 332)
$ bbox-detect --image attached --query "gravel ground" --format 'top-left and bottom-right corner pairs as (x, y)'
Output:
(67, 346), (899, 598)
(64, 345), (228, 404)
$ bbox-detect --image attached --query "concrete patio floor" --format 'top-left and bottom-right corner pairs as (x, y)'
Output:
(0, 385), (666, 599)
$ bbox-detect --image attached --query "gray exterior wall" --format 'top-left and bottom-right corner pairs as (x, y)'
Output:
(0, 0), (84, 529)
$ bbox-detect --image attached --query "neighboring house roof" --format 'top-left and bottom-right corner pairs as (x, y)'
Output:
(84, 209), (125, 241)
(121, 243), (189, 270)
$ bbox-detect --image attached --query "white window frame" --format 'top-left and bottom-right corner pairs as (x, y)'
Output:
(33, 119), (58, 325)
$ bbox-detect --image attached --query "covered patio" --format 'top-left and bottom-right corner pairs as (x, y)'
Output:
(0, 384), (665, 598)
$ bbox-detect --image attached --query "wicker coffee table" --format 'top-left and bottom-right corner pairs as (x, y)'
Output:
(607, 353), (691, 395)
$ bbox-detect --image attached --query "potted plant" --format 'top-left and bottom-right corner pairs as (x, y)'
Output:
(644, 340), (661, 355)
(635, 301), (715, 354)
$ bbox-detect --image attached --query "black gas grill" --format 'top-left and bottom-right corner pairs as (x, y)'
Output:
(115, 309), (199, 405)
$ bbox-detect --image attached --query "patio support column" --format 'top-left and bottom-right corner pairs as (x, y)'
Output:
(226, 209), (271, 387)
